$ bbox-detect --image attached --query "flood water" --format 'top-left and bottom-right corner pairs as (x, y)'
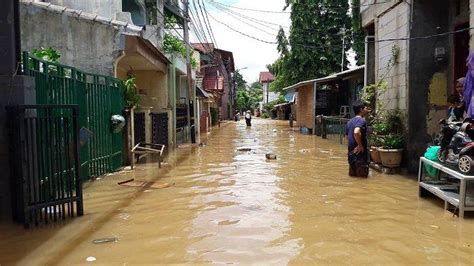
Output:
(1, 119), (473, 265)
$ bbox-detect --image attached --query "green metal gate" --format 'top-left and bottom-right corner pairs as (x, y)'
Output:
(23, 52), (124, 180)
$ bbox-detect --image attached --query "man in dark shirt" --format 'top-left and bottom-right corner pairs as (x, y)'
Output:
(346, 101), (370, 177)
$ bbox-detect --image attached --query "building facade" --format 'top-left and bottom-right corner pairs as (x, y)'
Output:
(361, 0), (473, 171)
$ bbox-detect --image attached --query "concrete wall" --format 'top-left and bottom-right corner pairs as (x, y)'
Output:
(21, 3), (124, 76)
(296, 84), (314, 129)
(375, 2), (410, 111)
(406, 0), (452, 171)
(45, 0), (123, 19)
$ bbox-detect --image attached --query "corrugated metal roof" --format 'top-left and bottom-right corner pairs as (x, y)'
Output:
(282, 65), (365, 91)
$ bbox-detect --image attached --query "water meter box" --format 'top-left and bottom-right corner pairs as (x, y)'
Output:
(111, 114), (126, 133)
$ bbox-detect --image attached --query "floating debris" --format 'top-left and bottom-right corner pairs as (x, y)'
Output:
(86, 256), (96, 262)
(430, 225), (440, 229)
(265, 153), (277, 160)
(120, 180), (172, 189)
(237, 147), (252, 152)
(117, 178), (134, 185)
(92, 237), (117, 244)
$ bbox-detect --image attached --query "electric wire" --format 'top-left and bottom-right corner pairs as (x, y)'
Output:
(208, 1), (278, 36)
(205, 7), (474, 49)
(191, 0), (215, 48)
(189, 3), (215, 53)
(206, 11), (278, 44)
(197, 0), (218, 47)
(208, 0), (393, 14)
(208, 0), (288, 32)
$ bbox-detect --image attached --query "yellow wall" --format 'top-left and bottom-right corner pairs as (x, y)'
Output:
(427, 71), (448, 137)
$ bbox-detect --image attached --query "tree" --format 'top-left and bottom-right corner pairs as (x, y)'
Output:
(235, 80), (263, 112)
(269, 0), (352, 92)
(351, 0), (365, 65)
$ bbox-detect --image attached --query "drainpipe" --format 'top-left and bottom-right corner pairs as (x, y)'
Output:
(364, 35), (375, 87)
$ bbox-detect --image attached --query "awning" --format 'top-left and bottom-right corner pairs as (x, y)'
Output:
(122, 35), (170, 73)
(196, 86), (210, 98)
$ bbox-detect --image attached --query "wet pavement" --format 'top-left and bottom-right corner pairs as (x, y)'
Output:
(0, 119), (473, 265)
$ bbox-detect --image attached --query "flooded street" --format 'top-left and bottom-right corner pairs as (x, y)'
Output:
(1, 119), (473, 265)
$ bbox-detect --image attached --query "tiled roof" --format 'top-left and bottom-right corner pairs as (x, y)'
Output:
(191, 43), (215, 53)
(21, 0), (143, 35)
(259, 72), (275, 83)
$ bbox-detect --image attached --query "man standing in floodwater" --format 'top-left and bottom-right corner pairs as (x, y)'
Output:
(346, 101), (370, 177)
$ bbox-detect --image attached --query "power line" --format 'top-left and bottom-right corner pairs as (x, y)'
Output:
(191, 0), (215, 47)
(209, 0), (288, 31)
(206, 11), (278, 44)
(200, 0), (219, 47)
(368, 26), (474, 43)
(209, 0), (393, 13)
(208, 1), (278, 36)
(189, 3), (215, 53)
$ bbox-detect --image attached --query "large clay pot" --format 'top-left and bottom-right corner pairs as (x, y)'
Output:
(370, 147), (382, 163)
(378, 148), (403, 168)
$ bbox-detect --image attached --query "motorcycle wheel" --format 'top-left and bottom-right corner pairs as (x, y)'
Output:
(458, 155), (473, 174)
(437, 149), (447, 163)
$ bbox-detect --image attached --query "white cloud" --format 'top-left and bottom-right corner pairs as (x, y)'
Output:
(194, 0), (291, 83)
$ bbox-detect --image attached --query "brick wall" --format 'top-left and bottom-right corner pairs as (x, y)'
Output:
(296, 84), (314, 129)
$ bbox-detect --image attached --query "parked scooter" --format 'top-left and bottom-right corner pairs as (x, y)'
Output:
(436, 119), (474, 174)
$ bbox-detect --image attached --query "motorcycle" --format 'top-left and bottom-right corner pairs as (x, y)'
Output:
(436, 119), (474, 174)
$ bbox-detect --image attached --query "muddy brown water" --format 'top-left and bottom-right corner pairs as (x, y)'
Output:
(0, 119), (473, 265)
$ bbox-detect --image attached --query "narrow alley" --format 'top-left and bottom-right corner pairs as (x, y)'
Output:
(0, 119), (473, 265)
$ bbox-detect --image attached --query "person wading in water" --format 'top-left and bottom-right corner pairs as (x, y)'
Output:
(245, 110), (252, 127)
(346, 101), (371, 177)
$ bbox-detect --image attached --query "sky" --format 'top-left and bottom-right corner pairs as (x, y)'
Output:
(190, 0), (291, 83)
(190, 0), (356, 84)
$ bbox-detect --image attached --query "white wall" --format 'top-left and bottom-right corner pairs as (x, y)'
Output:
(375, 2), (410, 111)
(262, 82), (279, 104)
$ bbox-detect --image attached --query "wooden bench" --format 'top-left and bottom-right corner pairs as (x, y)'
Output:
(131, 143), (166, 169)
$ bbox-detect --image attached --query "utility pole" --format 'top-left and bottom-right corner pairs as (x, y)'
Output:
(341, 27), (345, 72)
(183, 0), (195, 143)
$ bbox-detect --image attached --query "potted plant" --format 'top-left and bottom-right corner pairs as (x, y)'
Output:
(376, 110), (405, 168)
(378, 134), (405, 167)
(368, 135), (381, 163)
